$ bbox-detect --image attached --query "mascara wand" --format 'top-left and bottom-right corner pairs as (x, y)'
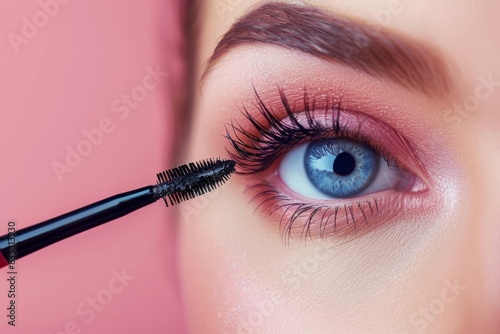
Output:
(0, 158), (236, 268)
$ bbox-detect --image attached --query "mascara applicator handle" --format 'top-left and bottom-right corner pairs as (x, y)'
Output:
(0, 158), (236, 269)
(0, 186), (158, 268)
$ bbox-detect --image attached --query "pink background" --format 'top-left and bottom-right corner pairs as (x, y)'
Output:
(0, 0), (186, 333)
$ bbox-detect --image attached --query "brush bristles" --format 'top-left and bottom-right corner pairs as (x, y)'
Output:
(155, 158), (236, 207)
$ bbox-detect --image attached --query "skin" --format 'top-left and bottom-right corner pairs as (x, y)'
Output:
(180, 0), (500, 333)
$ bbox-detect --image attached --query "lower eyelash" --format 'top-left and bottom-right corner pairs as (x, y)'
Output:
(248, 181), (385, 244)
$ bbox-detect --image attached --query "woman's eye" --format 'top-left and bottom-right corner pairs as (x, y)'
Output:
(279, 138), (411, 199)
(225, 88), (430, 238)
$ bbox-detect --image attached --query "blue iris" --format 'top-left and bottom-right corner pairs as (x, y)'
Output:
(304, 138), (378, 198)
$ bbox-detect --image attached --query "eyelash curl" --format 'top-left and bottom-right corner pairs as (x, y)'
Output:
(225, 88), (422, 243)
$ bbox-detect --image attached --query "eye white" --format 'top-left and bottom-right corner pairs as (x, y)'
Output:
(278, 142), (408, 199)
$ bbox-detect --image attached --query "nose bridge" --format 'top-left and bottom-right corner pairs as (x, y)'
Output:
(467, 127), (500, 333)
(480, 148), (500, 332)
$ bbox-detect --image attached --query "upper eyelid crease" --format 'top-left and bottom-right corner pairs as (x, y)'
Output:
(225, 88), (427, 182)
(203, 2), (454, 100)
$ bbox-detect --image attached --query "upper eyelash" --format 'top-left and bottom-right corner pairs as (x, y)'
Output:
(225, 87), (402, 175)
(224, 87), (424, 242)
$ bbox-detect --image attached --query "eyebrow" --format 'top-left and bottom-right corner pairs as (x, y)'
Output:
(203, 2), (453, 98)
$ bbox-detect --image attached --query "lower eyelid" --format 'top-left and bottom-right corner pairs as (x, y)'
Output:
(246, 174), (432, 241)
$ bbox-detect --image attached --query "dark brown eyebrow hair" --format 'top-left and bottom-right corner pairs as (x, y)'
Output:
(203, 2), (453, 98)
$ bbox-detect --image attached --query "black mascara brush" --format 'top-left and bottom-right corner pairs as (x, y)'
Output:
(0, 158), (236, 268)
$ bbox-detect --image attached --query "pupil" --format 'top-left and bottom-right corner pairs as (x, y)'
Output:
(333, 152), (356, 176)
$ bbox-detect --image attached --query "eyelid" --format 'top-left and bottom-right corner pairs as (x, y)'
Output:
(290, 109), (429, 183)
(246, 179), (431, 242)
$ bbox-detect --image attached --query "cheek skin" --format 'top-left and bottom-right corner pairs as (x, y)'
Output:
(179, 168), (465, 333)
(468, 120), (500, 332)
